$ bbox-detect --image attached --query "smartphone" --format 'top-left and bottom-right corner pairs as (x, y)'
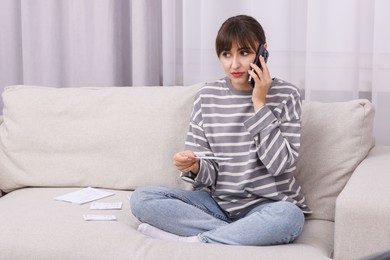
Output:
(249, 44), (269, 87)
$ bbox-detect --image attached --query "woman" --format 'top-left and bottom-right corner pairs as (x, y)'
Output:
(130, 15), (311, 246)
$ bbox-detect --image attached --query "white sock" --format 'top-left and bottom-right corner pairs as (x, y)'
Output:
(137, 223), (201, 243)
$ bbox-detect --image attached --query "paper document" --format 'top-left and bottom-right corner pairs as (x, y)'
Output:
(54, 187), (114, 204)
(90, 202), (123, 210)
(194, 155), (232, 161)
(83, 214), (117, 221)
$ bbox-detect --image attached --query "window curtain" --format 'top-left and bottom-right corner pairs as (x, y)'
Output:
(0, 0), (389, 144)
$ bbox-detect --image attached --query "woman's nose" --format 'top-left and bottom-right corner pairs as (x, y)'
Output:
(232, 56), (241, 69)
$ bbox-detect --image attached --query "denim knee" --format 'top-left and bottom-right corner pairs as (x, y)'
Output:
(248, 201), (304, 244)
(270, 201), (305, 242)
(130, 185), (161, 219)
(129, 187), (143, 219)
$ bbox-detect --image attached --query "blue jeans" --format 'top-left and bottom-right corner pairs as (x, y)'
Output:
(130, 185), (304, 246)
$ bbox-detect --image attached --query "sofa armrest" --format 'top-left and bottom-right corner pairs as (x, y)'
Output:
(334, 146), (390, 260)
(1, 115), (4, 197)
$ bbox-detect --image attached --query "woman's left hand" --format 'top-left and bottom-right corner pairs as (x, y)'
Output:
(248, 56), (273, 111)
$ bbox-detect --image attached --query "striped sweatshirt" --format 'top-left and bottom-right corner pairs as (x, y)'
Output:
(181, 77), (311, 218)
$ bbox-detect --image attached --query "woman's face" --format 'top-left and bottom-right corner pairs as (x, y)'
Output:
(219, 42), (256, 90)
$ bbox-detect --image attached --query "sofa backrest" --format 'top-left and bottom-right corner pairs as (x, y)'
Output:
(0, 85), (375, 222)
(0, 85), (201, 193)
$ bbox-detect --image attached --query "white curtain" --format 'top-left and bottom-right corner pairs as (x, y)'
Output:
(0, 0), (389, 144)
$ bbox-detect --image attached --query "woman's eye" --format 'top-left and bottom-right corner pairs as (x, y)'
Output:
(222, 52), (231, 58)
(241, 51), (249, 56)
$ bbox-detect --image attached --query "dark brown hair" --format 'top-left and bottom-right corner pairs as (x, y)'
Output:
(215, 15), (266, 57)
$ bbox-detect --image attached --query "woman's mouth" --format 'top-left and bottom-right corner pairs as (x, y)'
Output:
(231, 72), (245, 78)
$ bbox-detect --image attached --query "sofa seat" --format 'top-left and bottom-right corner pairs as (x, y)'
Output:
(0, 187), (332, 260)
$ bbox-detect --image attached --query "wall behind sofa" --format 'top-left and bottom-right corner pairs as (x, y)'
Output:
(0, 0), (389, 145)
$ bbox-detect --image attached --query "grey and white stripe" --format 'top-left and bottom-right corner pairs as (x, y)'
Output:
(181, 77), (311, 218)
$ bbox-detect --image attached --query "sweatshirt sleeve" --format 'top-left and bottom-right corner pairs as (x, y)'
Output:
(243, 87), (302, 176)
(180, 93), (219, 188)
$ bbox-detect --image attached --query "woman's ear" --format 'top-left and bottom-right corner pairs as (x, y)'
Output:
(264, 43), (268, 49)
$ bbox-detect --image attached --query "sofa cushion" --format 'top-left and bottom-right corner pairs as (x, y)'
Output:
(0, 85), (201, 192)
(295, 100), (375, 221)
(0, 187), (332, 260)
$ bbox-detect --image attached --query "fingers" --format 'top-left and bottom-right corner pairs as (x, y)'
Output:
(173, 150), (198, 172)
(249, 56), (272, 87)
(249, 56), (272, 109)
(182, 164), (197, 173)
(249, 57), (266, 79)
(174, 150), (195, 163)
(259, 55), (269, 75)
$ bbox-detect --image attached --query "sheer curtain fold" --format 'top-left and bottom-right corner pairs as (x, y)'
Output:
(0, 0), (388, 144)
(372, 0), (390, 145)
(161, 0), (183, 86)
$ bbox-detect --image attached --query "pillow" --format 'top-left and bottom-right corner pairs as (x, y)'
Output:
(295, 99), (375, 221)
(0, 85), (201, 192)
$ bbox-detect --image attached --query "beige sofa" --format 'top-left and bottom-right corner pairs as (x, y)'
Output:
(0, 84), (389, 260)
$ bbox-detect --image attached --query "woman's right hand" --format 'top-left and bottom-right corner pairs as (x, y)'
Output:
(249, 55), (273, 112)
(173, 150), (200, 174)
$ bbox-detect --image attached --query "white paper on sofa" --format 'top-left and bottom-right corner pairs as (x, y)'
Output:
(54, 187), (114, 204)
(82, 215), (117, 221)
(90, 202), (123, 210)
